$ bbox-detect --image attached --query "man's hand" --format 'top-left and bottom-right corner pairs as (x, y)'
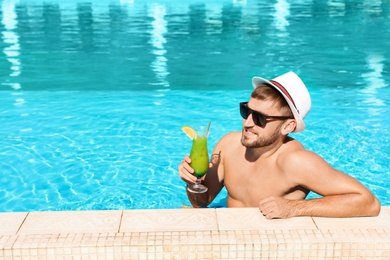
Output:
(258, 196), (297, 219)
(178, 156), (197, 183)
(178, 155), (215, 184)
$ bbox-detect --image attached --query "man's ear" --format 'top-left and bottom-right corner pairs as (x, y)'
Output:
(281, 119), (296, 135)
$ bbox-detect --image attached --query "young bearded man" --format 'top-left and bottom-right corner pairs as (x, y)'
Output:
(178, 71), (380, 219)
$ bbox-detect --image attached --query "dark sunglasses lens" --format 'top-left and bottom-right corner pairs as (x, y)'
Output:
(254, 113), (265, 127)
(240, 103), (249, 119)
(240, 103), (265, 127)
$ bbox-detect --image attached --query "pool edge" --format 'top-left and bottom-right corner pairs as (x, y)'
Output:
(1, 207), (390, 258)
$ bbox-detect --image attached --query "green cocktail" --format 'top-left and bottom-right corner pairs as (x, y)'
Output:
(189, 135), (209, 177)
(186, 123), (210, 194)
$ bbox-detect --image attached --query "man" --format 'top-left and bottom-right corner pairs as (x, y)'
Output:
(178, 71), (380, 219)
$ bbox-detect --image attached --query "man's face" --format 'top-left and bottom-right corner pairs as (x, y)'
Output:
(240, 98), (286, 149)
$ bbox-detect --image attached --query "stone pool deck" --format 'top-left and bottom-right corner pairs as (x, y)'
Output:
(0, 207), (389, 259)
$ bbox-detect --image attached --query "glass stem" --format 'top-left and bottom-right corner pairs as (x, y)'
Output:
(195, 177), (202, 186)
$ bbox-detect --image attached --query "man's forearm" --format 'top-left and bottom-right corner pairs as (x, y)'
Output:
(259, 193), (380, 219)
(292, 194), (380, 218)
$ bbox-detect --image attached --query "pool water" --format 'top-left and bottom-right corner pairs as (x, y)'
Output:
(1, 0), (389, 212)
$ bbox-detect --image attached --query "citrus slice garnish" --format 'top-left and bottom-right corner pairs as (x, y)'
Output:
(181, 126), (197, 140)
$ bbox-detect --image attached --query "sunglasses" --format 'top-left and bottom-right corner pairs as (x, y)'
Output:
(240, 102), (293, 127)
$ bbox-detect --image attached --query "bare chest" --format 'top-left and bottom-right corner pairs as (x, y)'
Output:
(223, 157), (294, 206)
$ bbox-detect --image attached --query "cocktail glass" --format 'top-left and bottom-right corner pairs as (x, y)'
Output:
(187, 124), (210, 194)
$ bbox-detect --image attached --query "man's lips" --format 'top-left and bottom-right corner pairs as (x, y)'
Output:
(244, 127), (257, 136)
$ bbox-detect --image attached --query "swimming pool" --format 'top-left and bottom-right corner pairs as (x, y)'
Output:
(1, 0), (389, 212)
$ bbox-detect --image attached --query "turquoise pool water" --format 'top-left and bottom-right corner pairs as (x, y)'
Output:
(1, 0), (389, 212)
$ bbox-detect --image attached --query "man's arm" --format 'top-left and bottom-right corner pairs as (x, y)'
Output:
(259, 150), (381, 219)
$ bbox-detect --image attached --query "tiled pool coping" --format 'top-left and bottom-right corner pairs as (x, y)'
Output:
(1, 207), (389, 259)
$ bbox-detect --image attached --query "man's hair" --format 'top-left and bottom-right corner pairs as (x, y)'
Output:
(251, 84), (293, 117)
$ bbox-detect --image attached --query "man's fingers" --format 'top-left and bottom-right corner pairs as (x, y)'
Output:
(259, 196), (277, 219)
(259, 207), (274, 219)
(178, 158), (197, 183)
(184, 155), (191, 163)
(259, 197), (273, 210)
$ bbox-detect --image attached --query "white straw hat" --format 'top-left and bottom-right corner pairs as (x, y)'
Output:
(252, 71), (311, 132)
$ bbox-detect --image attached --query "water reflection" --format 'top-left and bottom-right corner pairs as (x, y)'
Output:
(361, 54), (387, 110)
(77, 3), (95, 52)
(273, 0), (290, 32)
(204, 4), (222, 35)
(363, 0), (386, 16)
(1, 0), (21, 91)
(233, 0), (247, 5)
(149, 3), (169, 89)
(120, 0), (134, 5)
(0, 0), (389, 94)
(327, 0), (346, 17)
(42, 3), (62, 51)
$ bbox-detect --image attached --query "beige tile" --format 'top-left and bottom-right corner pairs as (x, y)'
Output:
(216, 207), (317, 230)
(0, 207), (389, 259)
(120, 208), (218, 232)
(312, 207), (390, 230)
(0, 212), (28, 235)
(18, 210), (122, 235)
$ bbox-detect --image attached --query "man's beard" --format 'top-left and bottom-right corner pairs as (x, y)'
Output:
(241, 127), (280, 148)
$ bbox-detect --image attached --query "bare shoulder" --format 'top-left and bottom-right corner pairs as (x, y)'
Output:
(221, 131), (241, 140)
(211, 131), (242, 159)
(278, 140), (329, 172)
(216, 132), (241, 148)
(277, 139), (354, 188)
(286, 147), (328, 167)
